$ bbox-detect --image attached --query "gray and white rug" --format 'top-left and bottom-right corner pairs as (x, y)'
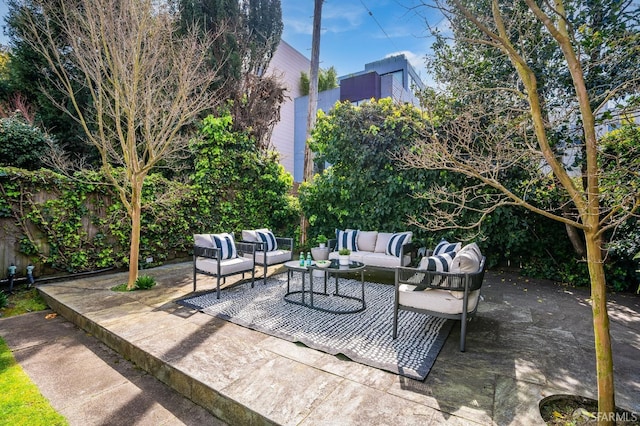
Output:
(177, 274), (453, 380)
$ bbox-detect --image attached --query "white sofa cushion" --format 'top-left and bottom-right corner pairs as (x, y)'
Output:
(357, 231), (378, 252)
(196, 256), (253, 276)
(374, 232), (393, 253)
(449, 243), (483, 299)
(398, 283), (480, 314)
(194, 234), (215, 248)
(451, 243), (482, 273)
(330, 251), (411, 267)
(241, 228), (270, 242)
(251, 249), (291, 266)
(363, 252), (411, 267)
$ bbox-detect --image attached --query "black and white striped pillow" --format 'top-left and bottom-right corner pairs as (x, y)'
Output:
(433, 239), (461, 256)
(336, 229), (358, 252)
(256, 230), (277, 252)
(210, 233), (237, 260)
(419, 251), (456, 272)
(386, 232), (412, 258)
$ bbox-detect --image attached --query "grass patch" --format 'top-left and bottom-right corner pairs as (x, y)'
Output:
(111, 283), (130, 292)
(111, 275), (157, 292)
(0, 337), (68, 425)
(0, 288), (49, 318)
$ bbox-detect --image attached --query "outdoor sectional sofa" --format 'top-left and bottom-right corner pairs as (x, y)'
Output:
(327, 229), (415, 269)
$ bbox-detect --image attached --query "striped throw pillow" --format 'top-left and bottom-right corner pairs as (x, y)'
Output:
(433, 240), (461, 256)
(210, 233), (237, 260)
(336, 229), (358, 252)
(419, 252), (456, 272)
(386, 232), (412, 258)
(256, 230), (277, 252)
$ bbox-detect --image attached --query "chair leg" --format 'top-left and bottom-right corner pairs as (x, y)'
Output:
(263, 263), (267, 285)
(216, 276), (221, 299)
(252, 266), (256, 288)
(392, 306), (399, 339)
(460, 313), (468, 352)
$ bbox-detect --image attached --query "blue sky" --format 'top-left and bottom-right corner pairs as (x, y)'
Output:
(282, 0), (443, 84)
(1, 1), (443, 84)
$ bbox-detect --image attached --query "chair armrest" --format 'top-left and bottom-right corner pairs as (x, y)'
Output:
(395, 257), (486, 293)
(236, 241), (256, 256)
(193, 245), (220, 259)
(400, 241), (416, 262)
(241, 237), (294, 252)
(275, 237), (294, 252)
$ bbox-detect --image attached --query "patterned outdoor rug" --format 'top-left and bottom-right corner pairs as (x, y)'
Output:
(177, 274), (453, 380)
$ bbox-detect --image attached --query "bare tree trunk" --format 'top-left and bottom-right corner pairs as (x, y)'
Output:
(127, 179), (143, 290)
(300, 0), (323, 246)
(585, 228), (615, 419)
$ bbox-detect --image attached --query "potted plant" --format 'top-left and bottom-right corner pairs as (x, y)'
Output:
(338, 248), (351, 266)
(316, 234), (328, 248)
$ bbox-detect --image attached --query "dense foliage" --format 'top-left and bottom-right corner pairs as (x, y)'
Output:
(0, 112), (298, 276)
(300, 98), (638, 291)
(0, 115), (54, 170)
(3, 0), (96, 161)
(300, 99), (438, 246)
(191, 111), (299, 237)
(299, 66), (339, 96)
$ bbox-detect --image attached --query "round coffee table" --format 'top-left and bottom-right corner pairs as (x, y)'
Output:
(283, 260), (366, 314)
(309, 260), (366, 314)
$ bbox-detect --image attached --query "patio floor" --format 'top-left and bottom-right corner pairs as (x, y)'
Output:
(23, 262), (640, 424)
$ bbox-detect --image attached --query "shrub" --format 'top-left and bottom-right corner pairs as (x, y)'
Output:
(134, 275), (156, 290)
(191, 110), (298, 236)
(0, 115), (55, 170)
(0, 291), (8, 309)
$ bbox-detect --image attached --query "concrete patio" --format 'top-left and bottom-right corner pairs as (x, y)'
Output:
(4, 262), (640, 425)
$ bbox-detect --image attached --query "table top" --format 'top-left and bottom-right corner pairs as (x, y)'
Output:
(284, 260), (314, 271)
(284, 259), (365, 273)
(313, 259), (365, 273)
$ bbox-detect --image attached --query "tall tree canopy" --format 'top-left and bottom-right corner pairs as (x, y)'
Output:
(174, 0), (285, 149)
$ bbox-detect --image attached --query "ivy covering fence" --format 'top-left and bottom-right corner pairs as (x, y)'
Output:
(0, 111), (299, 278)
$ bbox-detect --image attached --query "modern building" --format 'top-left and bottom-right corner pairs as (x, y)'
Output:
(267, 42), (425, 182)
(265, 40), (311, 176)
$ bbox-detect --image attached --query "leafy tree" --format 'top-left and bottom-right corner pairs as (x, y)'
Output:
(299, 66), (339, 96)
(174, 0), (285, 150)
(4, 0), (95, 161)
(299, 98), (437, 244)
(0, 115), (54, 170)
(402, 0), (639, 419)
(18, 0), (225, 289)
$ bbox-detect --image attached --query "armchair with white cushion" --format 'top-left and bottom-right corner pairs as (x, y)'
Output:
(193, 233), (256, 299)
(393, 241), (486, 352)
(241, 228), (293, 285)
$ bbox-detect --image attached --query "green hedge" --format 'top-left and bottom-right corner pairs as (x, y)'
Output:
(299, 99), (639, 291)
(0, 112), (300, 275)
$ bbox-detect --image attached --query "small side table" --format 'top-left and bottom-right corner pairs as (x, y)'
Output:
(310, 247), (330, 279)
(311, 247), (329, 261)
